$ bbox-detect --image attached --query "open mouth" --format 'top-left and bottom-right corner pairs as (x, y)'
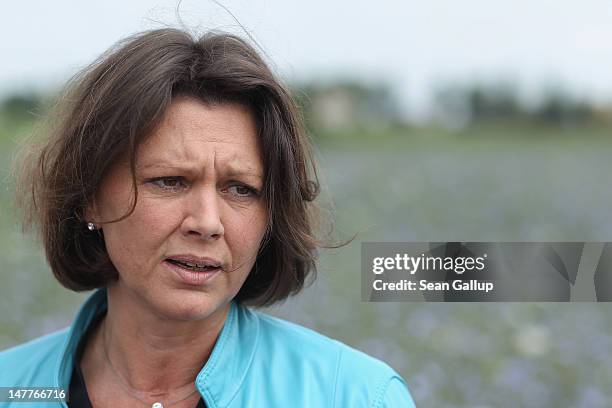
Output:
(165, 259), (221, 272)
(164, 258), (222, 286)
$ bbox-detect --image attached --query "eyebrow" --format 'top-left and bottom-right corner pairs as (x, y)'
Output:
(137, 161), (264, 181)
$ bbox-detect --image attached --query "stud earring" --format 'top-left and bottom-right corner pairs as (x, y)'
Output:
(87, 222), (96, 231)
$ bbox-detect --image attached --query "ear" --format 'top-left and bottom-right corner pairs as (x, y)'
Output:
(84, 197), (100, 226)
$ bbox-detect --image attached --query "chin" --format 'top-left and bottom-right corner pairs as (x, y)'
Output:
(155, 290), (229, 322)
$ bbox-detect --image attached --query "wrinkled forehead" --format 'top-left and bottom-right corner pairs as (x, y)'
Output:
(135, 98), (264, 177)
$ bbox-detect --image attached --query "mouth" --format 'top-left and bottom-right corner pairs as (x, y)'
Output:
(163, 256), (223, 286)
(164, 258), (222, 272)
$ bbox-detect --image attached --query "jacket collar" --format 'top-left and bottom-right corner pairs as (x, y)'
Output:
(54, 288), (259, 408)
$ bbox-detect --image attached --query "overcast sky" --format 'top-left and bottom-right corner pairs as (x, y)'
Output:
(1, 0), (611, 119)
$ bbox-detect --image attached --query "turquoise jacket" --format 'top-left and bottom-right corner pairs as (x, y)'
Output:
(0, 289), (415, 407)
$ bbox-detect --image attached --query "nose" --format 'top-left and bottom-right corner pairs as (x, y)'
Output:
(181, 185), (224, 241)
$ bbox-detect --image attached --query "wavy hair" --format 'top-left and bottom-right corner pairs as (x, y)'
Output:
(15, 28), (322, 306)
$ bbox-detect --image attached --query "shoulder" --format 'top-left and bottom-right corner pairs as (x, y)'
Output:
(254, 311), (343, 356)
(0, 328), (69, 386)
(253, 310), (391, 373)
(250, 310), (415, 407)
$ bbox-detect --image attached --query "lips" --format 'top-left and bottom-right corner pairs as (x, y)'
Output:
(164, 255), (223, 286)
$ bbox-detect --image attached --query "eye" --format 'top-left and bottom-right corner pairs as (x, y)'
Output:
(225, 184), (259, 199)
(146, 177), (187, 191)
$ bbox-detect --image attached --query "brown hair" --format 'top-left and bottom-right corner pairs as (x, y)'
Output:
(15, 28), (321, 307)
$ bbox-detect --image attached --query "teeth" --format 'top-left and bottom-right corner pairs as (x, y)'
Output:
(185, 261), (212, 268)
(169, 259), (218, 270)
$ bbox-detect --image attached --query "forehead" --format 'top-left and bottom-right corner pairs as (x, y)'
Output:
(137, 98), (262, 172)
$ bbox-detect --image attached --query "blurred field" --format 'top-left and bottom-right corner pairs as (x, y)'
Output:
(2, 115), (612, 407)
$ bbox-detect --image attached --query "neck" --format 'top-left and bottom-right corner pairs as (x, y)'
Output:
(85, 284), (230, 396)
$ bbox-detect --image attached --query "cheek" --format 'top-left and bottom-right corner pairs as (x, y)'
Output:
(243, 205), (268, 240)
(131, 198), (183, 232)
(225, 208), (268, 259)
(110, 199), (176, 237)
(102, 200), (182, 271)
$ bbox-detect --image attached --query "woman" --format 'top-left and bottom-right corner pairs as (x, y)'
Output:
(0, 28), (415, 407)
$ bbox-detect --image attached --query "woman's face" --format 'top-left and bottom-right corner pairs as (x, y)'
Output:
(89, 97), (267, 321)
